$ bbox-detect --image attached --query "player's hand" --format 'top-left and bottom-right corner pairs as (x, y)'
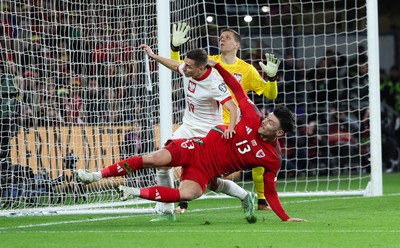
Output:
(139, 44), (156, 59)
(172, 22), (191, 47)
(286, 217), (307, 222)
(222, 128), (236, 139)
(258, 53), (281, 78)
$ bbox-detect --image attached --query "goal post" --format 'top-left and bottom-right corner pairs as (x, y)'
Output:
(366, 0), (382, 197)
(0, 0), (382, 216)
(156, 0), (173, 146)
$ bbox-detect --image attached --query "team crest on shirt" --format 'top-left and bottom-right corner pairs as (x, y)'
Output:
(233, 73), (242, 83)
(218, 83), (227, 93)
(256, 149), (265, 158)
(188, 81), (196, 93)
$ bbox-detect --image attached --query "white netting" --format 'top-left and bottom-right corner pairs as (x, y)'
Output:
(171, 0), (372, 195)
(0, 0), (378, 215)
(1, 0), (161, 212)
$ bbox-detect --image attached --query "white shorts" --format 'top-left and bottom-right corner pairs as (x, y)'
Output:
(171, 123), (209, 139)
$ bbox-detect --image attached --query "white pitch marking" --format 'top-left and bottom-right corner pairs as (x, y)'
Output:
(1, 229), (400, 234)
(1, 193), (398, 232)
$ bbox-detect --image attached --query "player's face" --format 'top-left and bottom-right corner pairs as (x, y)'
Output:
(258, 112), (284, 140)
(182, 57), (206, 78)
(219, 31), (240, 53)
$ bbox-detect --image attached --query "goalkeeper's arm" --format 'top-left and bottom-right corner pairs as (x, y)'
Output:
(256, 53), (281, 100)
(170, 22), (190, 61)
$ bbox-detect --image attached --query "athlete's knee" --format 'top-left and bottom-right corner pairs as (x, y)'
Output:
(143, 150), (171, 168)
(142, 154), (158, 166)
(178, 182), (204, 200)
(178, 191), (196, 201)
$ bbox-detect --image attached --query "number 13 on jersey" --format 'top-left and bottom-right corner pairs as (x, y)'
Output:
(236, 140), (251, 154)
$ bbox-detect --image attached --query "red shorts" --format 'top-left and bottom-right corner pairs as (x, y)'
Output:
(164, 139), (209, 192)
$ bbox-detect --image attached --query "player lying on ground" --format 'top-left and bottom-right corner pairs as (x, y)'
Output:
(77, 60), (305, 222)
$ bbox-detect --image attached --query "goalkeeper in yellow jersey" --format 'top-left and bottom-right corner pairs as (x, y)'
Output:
(170, 22), (280, 213)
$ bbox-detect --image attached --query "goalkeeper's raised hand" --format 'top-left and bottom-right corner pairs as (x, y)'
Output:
(171, 22), (191, 51)
(258, 53), (281, 81)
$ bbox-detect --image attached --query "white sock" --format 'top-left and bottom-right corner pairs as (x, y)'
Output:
(154, 168), (174, 214)
(215, 179), (248, 200)
(132, 188), (140, 197)
(93, 171), (102, 181)
(155, 168), (174, 187)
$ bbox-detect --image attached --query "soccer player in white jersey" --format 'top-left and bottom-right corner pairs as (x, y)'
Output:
(139, 44), (248, 221)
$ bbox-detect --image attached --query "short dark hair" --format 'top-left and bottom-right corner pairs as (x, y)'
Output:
(186, 48), (208, 67)
(220, 28), (241, 44)
(273, 104), (295, 133)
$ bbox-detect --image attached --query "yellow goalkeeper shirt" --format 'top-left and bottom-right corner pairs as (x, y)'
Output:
(171, 50), (278, 124)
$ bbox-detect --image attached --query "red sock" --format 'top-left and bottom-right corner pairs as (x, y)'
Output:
(101, 156), (144, 178)
(140, 186), (181, 202)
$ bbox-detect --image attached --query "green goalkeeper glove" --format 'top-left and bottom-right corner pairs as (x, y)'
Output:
(171, 22), (191, 51)
(258, 53), (281, 80)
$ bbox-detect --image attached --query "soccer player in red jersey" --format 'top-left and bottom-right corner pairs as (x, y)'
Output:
(171, 23), (279, 212)
(77, 60), (305, 222)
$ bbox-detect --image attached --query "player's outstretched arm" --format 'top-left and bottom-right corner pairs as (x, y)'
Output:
(262, 172), (306, 222)
(140, 44), (180, 72)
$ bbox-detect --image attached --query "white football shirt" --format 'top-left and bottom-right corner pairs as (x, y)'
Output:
(177, 64), (232, 135)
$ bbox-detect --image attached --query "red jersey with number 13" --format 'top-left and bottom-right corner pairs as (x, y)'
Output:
(193, 63), (288, 220)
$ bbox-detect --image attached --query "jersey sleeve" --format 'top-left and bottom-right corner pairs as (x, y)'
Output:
(263, 171), (290, 221)
(176, 63), (185, 76)
(171, 50), (182, 62)
(248, 66), (278, 100)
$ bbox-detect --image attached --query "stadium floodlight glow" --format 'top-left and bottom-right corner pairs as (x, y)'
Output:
(206, 16), (214, 23)
(261, 6), (270, 13)
(244, 15), (252, 22)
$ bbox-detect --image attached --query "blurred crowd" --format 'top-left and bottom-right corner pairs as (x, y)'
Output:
(253, 46), (399, 175)
(0, 1), (154, 127)
(1, 0), (398, 176)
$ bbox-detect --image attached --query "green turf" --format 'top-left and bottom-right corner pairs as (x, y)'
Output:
(1, 173), (399, 248)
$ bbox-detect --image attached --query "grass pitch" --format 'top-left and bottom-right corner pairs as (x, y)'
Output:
(1, 173), (399, 248)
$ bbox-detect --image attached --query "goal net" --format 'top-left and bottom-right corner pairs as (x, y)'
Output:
(0, 0), (381, 215)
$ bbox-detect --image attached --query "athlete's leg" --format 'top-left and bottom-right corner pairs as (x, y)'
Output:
(154, 168), (175, 214)
(119, 179), (203, 202)
(209, 177), (256, 221)
(208, 177), (247, 200)
(77, 149), (172, 184)
(170, 125), (199, 214)
(251, 166), (270, 210)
